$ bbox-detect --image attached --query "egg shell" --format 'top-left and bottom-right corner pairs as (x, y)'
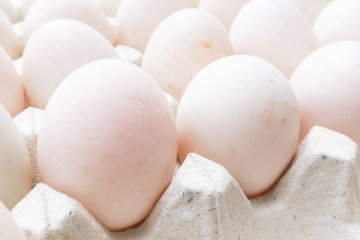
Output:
(0, 45), (26, 116)
(0, 202), (26, 239)
(198, 0), (250, 30)
(22, 0), (113, 47)
(142, 8), (233, 101)
(22, 19), (119, 109)
(177, 55), (300, 197)
(313, 0), (360, 46)
(229, 0), (318, 78)
(0, 104), (31, 209)
(290, 41), (360, 145)
(114, 0), (187, 52)
(37, 59), (177, 231)
(0, 10), (21, 60)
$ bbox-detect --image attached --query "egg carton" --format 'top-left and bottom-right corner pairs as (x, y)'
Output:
(11, 107), (360, 239)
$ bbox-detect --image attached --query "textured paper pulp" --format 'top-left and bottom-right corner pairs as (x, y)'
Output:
(14, 107), (44, 188)
(11, 124), (360, 239)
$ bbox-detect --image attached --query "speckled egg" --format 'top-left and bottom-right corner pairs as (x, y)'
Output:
(142, 8), (233, 101)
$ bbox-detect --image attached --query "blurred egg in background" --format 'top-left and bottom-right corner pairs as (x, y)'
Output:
(229, 0), (318, 78)
(290, 41), (360, 145)
(22, 19), (119, 109)
(313, 0), (360, 46)
(114, 0), (187, 52)
(142, 8), (233, 101)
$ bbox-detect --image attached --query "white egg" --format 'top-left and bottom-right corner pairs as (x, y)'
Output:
(0, 46), (26, 116)
(114, 0), (187, 52)
(313, 0), (360, 46)
(229, 0), (318, 78)
(0, 0), (16, 23)
(37, 59), (177, 231)
(0, 10), (21, 59)
(198, 0), (250, 30)
(142, 8), (233, 101)
(177, 55), (299, 197)
(22, 19), (119, 109)
(22, 0), (113, 47)
(0, 104), (31, 209)
(0, 202), (26, 239)
(287, 0), (332, 24)
(290, 41), (360, 145)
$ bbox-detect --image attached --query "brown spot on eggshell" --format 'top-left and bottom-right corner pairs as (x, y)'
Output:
(283, 118), (288, 125)
(256, 108), (274, 127)
(83, 165), (90, 174)
(167, 84), (182, 98)
(201, 41), (213, 49)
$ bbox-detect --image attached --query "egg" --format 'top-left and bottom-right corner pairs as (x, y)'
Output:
(22, 19), (119, 109)
(177, 55), (300, 197)
(290, 41), (360, 145)
(0, 45), (26, 116)
(22, 0), (113, 47)
(114, 0), (187, 52)
(0, 104), (32, 209)
(0, 202), (26, 240)
(286, 0), (332, 24)
(37, 59), (177, 231)
(229, 0), (318, 78)
(142, 8), (233, 101)
(0, 0), (16, 23)
(313, 0), (360, 46)
(198, 0), (250, 31)
(0, 9), (21, 59)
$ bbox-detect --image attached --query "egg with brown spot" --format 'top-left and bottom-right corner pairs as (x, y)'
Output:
(177, 55), (299, 197)
(142, 8), (233, 101)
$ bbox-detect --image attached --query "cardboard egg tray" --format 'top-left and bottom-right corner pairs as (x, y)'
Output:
(10, 107), (360, 239)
